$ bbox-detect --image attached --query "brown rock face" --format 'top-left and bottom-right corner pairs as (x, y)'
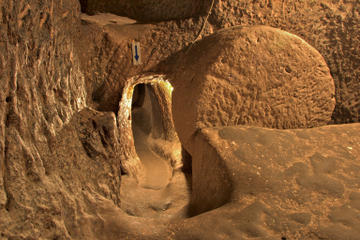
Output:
(75, 13), (207, 113)
(81, 0), (210, 22)
(0, 0), (121, 238)
(206, 0), (360, 123)
(169, 26), (335, 151)
(177, 123), (360, 240)
(1, 0), (360, 239)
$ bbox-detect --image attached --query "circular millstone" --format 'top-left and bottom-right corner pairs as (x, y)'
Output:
(168, 25), (336, 151)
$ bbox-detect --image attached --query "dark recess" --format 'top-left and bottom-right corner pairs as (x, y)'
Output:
(132, 84), (145, 108)
(181, 147), (193, 193)
(79, 0), (87, 13)
(181, 147), (192, 174)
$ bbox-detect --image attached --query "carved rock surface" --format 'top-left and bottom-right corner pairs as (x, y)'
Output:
(81, 0), (210, 22)
(75, 13), (209, 113)
(1, 0), (360, 239)
(169, 26), (335, 151)
(0, 0), (121, 238)
(206, 0), (360, 123)
(172, 123), (360, 240)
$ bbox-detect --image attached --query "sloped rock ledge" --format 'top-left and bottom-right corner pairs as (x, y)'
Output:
(175, 123), (360, 239)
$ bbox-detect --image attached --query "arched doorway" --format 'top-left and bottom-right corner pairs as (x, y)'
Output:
(117, 75), (181, 178)
(118, 74), (191, 218)
(131, 83), (173, 189)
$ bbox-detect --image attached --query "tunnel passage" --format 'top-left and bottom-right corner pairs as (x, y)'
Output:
(131, 83), (174, 189)
(117, 74), (190, 184)
(118, 74), (233, 218)
(118, 75), (192, 218)
(118, 75), (181, 177)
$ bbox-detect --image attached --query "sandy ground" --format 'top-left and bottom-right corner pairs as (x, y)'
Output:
(133, 122), (172, 190)
(119, 106), (191, 219)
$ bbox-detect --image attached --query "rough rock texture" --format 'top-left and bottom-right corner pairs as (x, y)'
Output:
(78, 1), (360, 124)
(80, 0), (210, 22)
(116, 74), (181, 177)
(205, 0), (360, 123)
(1, 0), (360, 239)
(168, 26), (335, 152)
(0, 3), (205, 237)
(0, 0), (85, 222)
(0, 0), (122, 238)
(75, 13), (210, 113)
(176, 124), (360, 240)
(3, 122), (354, 240)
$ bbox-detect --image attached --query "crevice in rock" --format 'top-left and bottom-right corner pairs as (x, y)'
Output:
(187, 130), (233, 217)
(3, 137), (11, 212)
(1, 96), (13, 210)
(181, 147), (192, 192)
(79, 0), (87, 13)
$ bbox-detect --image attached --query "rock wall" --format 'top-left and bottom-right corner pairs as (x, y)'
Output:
(0, 0), (359, 238)
(167, 26), (335, 152)
(78, 1), (360, 124)
(206, 0), (360, 123)
(174, 123), (360, 239)
(0, 0), (85, 203)
(0, 0), (121, 238)
(81, 0), (211, 22)
(0, 3), (210, 237)
(75, 13), (209, 113)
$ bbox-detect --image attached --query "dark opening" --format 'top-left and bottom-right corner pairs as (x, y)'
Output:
(181, 147), (192, 174)
(79, 0), (87, 13)
(181, 147), (193, 192)
(132, 84), (145, 108)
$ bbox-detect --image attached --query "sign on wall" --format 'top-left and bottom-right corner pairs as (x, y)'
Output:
(132, 41), (142, 65)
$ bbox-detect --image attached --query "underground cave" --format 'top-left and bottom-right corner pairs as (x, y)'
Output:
(117, 77), (195, 219)
(131, 82), (176, 189)
(1, 0), (360, 239)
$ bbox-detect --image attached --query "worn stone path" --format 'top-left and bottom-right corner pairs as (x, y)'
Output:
(118, 106), (190, 219)
(131, 106), (172, 189)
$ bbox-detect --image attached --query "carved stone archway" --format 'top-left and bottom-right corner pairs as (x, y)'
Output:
(117, 74), (182, 180)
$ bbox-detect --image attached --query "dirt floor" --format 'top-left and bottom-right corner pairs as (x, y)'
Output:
(119, 105), (191, 220)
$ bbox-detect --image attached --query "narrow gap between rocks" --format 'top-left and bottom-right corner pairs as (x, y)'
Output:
(79, 0), (87, 13)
